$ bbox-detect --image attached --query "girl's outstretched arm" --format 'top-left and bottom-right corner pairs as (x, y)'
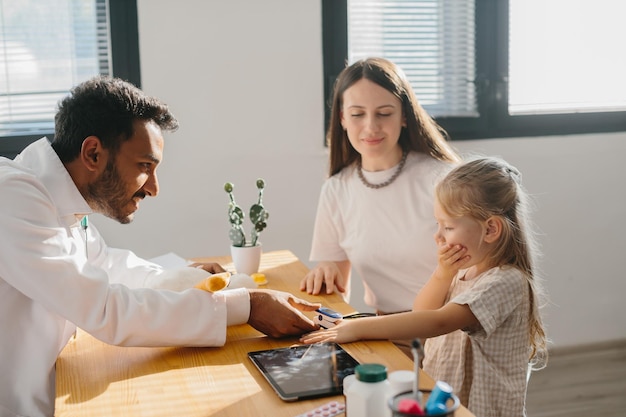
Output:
(300, 302), (479, 344)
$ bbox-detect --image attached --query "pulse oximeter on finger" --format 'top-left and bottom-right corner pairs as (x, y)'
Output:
(315, 307), (343, 329)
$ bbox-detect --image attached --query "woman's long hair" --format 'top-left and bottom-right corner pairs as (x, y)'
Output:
(326, 57), (460, 176)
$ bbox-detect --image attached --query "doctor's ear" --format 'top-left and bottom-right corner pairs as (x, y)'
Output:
(484, 216), (503, 243)
(80, 136), (104, 171)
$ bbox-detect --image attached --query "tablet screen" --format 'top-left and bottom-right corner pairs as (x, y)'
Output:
(248, 343), (359, 401)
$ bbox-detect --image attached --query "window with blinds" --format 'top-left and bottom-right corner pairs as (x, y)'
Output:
(347, 0), (476, 118)
(325, 0), (626, 139)
(0, 0), (111, 137)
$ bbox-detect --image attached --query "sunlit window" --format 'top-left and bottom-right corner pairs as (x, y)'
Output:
(509, 0), (626, 115)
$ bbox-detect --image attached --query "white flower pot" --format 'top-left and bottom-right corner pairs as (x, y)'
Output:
(230, 244), (262, 275)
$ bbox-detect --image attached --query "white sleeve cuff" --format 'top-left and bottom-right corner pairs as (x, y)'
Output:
(224, 288), (250, 326)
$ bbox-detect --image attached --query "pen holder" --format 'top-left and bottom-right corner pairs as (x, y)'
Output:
(388, 390), (460, 416)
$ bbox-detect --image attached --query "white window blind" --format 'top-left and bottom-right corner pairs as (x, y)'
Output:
(509, 0), (626, 115)
(347, 0), (477, 117)
(0, 0), (111, 136)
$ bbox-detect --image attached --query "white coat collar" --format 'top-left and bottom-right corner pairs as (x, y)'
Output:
(15, 137), (92, 227)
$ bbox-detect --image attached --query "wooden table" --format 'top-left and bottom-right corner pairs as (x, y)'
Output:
(55, 250), (474, 416)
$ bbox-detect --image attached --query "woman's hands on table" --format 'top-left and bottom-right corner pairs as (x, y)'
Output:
(299, 260), (350, 295)
(248, 289), (321, 338)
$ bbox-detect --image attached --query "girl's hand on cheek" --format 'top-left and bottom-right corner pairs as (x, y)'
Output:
(438, 244), (470, 274)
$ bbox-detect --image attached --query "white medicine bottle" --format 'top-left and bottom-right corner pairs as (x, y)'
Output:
(345, 363), (391, 417)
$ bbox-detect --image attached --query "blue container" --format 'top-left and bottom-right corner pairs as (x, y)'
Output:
(425, 381), (454, 414)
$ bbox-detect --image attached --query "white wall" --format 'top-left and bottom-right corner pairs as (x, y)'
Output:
(93, 0), (626, 349)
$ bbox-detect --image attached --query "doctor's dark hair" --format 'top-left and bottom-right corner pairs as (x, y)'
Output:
(51, 76), (179, 163)
(326, 57), (460, 176)
(435, 157), (548, 367)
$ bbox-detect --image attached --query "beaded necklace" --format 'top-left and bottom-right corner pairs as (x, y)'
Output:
(356, 150), (408, 189)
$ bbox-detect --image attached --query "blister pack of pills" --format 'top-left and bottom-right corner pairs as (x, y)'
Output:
(294, 400), (345, 417)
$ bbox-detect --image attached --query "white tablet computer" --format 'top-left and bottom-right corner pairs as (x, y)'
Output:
(247, 342), (359, 401)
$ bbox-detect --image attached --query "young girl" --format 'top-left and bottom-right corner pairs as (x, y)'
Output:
(301, 157), (548, 417)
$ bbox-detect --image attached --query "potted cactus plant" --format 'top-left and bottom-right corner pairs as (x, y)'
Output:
(224, 179), (269, 275)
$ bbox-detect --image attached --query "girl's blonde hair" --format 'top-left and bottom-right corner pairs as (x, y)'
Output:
(435, 157), (548, 367)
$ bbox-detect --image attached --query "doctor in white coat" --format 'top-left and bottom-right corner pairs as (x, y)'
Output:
(0, 76), (319, 417)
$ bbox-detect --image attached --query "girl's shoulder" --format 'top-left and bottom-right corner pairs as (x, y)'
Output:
(478, 266), (529, 292)
(451, 266), (529, 315)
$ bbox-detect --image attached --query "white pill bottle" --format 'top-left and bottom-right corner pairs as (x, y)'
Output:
(345, 363), (391, 417)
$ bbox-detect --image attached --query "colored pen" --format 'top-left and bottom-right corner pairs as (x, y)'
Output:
(81, 215), (88, 258)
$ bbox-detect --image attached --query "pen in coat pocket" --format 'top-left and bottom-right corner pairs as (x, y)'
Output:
(81, 215), (88, 258)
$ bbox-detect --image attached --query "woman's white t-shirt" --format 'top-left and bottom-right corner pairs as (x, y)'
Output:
(310, 152), (454, 313)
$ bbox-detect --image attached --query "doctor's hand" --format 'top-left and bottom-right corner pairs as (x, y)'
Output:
(248, 289), (321, 338)
(299, 261), (348, 295)
(188, 262), (227, 274)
